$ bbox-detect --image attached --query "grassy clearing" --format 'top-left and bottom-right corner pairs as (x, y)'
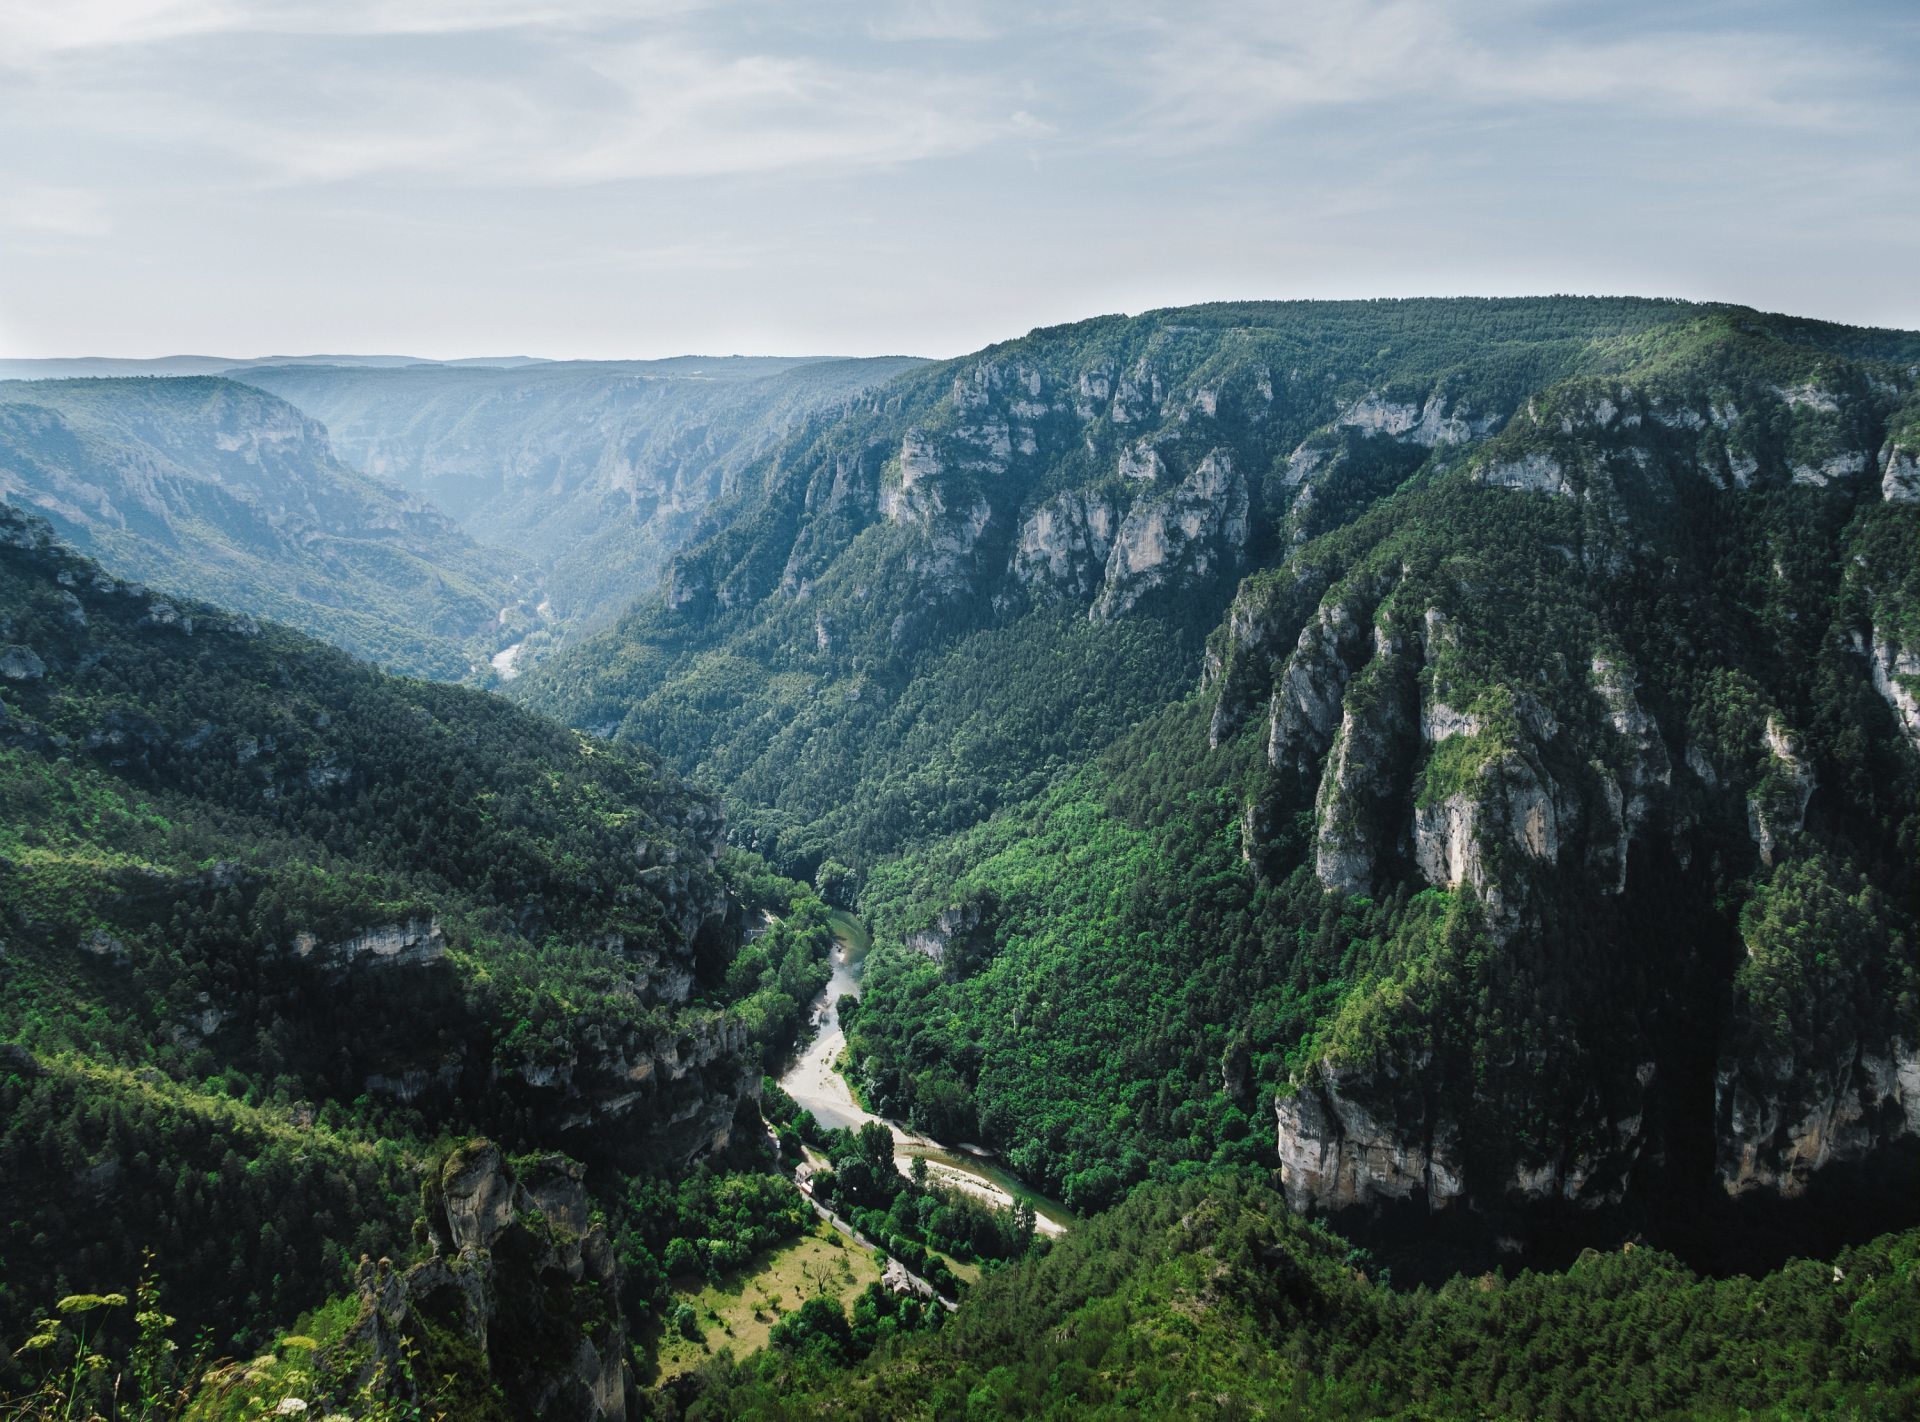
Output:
(651, 1220), (884, 1380)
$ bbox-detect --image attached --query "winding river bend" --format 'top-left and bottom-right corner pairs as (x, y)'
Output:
(778, 910), (1073, 1236)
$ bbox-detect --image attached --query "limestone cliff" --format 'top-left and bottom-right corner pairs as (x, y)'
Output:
(1009, 490), (1117, 602)
(1221, 357), (1919, 1223)
(1274, 1058), (1464, 1214)
(344, 1142), (633, 1420)
(1092, 449), (1249, 620)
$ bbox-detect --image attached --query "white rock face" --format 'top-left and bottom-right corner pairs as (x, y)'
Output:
(1009, 490), (1117, 600)
(1268, 589), (1375, 775)
(880, 428), (945, 525)
(1883, 442), (1920, 503)
(1790, 450), (1868, 487)
(1719, 1040), (1920, 1198)
(1420, 702), (1483, 742)
(1336, 390), (1488, 447)
(1283, 442), (1328, 485)
(1590, 654), (1671, 865)
(1117, 440), (1165, 483)
(293, 917), (446, 974)
(1092, 449), (1247, 620)
(1412, 757), (1559, 901)
(1477, 451), (1570, 497)
(1746, 715), (1815, 866)
(1770, 382), (1841, 413)
(1313, 644), (1415, 897)
(878, 427), (996, 598)
(1869, 627), (1920, 753)
(1274, 1063), (1466, 1212)
(0, 645), (45, 681)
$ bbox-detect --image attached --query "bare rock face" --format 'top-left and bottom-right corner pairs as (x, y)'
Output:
(1883, 439), (1920, 503)
(880, 428), (947, 526)
(1746, 716), (1815, 867)
(1312, 631), (1417, 897)
(903, 895), (997, 978)
(506, 1011), (758, 1170)
(1279, 1043), (1659, 1217)
(1717, 1040), (1920, 1199)
(1009, 490), (1117, 601)
(1411, 755), (1561, 922)
(1274, 1060), (1465, 1213)
(1266, 583), (1380, 777)
(1206, 573), (1309, 750)
(439, 1139), (519, 1252)
(665, 558), (711, 614)
(1335, 389), (1493, 448)
(0, 644), (46, 681)
(1590, 656), (1671, 836)
(1476, 451), (1570, 497)
(1092, 448), (1248, 621)
(877, 430), (996, 602)
(905, 900), (985, 964)
(349, 1143), (633, 1420)
(1869, 626), (1920, 753)
(291, 917), (447, 978)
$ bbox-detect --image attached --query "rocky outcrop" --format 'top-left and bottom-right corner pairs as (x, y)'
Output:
(345, 1142), (632, 1420)
(1883, 439), (1920, 502)
(1590, 656), (1671, 834)
(878, 430), (996, 602)
(1312, 633), (1417, 897)
(1476, 451), (1570, 497)
(903, 896), (996, 977)
(291, 917), (447, 977)
(629, 801), (731, 952)
(1274, 1060), (1464, 1213)
(1266, 582), (1380, 777)
(1279, 1043), (1657, 1217)
(880, 428), (946, 526)
(497, 1011), (758, 1170)
(1092, 449), (1248, 621)
(1869, 627), (1920, 753)
(1412, 753), (1562, 920)
(0, 644), (45, 681)
(1334, 389), (1493, 448)
(1717, 1040), (1920, 1199)
(1746, 716), (1814, 867)
(1790, 450), (1869, 488)
(1206, 573), (1307, 749)
(1009, 490), (1117, 601)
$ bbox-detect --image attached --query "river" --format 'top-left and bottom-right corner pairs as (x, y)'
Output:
(777, 909), (1073, 1236)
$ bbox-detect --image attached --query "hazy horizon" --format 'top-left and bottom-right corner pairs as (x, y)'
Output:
(11, 288), (1920, 369)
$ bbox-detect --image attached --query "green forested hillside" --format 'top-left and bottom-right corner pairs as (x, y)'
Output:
(0, 500), (835, 1388)
(669, 1175), (1920, 1421)
(517, 299), (1920, 1264)
(517, 298), (1920, 865)
(5, 297), (1920, 1420)
(0, 377), (528, 678)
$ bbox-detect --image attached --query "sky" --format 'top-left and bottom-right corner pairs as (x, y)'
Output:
(1, 0), (1917, 360)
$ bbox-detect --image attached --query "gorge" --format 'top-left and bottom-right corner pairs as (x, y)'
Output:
(3, 296), (1917, 1419)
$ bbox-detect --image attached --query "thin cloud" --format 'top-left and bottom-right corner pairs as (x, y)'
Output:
(0, 0), (701, 65)
(0, 186), (112, 237)
(1108, 0), (1884, 141)
(3, 7), (1024, 187)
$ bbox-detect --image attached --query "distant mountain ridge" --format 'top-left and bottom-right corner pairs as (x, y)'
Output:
(0, 353), (551, 380)
(0, 375), (531, 678)
(235, 354), (926, 658)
